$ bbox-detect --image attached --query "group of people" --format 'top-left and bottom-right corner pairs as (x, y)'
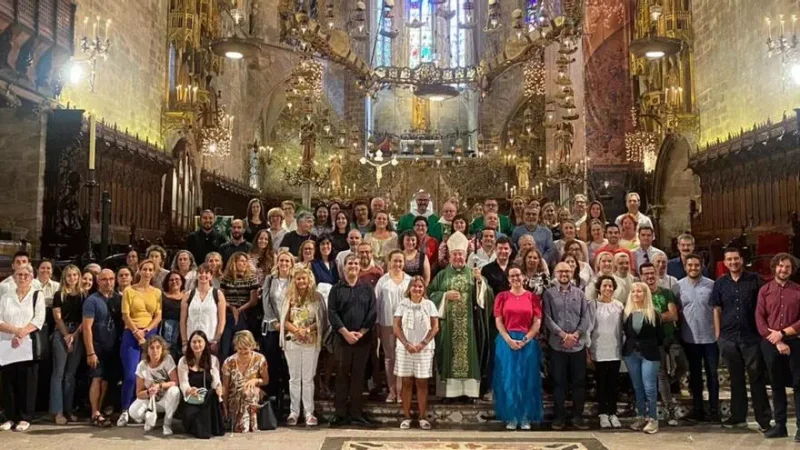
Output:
(1, 192), (800, 441)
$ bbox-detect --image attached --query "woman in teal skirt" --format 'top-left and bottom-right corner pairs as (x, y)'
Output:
(492, 265), (544, 430)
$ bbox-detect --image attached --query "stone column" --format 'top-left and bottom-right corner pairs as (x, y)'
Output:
(0, 108), (47, 255)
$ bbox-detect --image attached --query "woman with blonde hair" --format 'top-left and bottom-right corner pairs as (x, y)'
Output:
(261, 250), (294, 413)
(219, 251), (259, 361)
(128, 335), (180, 435)
(222, 330), (269, 433)
(623, 282), (663, 434)
(118, 259), (162, 427)
(296, 240), (316, 270)
(50, 264), (86, 424)
(204, 252), (224, 288)
(280, 266), (328, 426)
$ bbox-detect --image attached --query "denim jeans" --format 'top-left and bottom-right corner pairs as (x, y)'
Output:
(219, 309), (249, 362)
(120, 328), (157, 410)
(49, 325), (85, 415)
(624, 351), (661, 420)
(160, 319), (182, 362)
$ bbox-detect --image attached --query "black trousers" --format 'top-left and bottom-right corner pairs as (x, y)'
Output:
(550, 349), (586, 420)
(261, 331), (289, 415)
(1, 361), (38, 422)
(334, 338), (371, 418)
(719, 338), (771, 427)
(761, 338), (800, 427)
(683, 342), (720, 416)
(594, 360), (621, 416)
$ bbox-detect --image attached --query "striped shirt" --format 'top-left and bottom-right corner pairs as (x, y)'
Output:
(220, 275), (259, 308)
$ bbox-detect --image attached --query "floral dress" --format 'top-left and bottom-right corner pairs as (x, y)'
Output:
(222, 352), (269, 432)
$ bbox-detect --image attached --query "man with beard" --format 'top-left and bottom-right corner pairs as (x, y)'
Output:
(397, 190), (439, 235)
(186, 210), (227, 264)
(427, 232), (495, 401)
(757, 253), (800, 440)
(219, 219), (253, 265)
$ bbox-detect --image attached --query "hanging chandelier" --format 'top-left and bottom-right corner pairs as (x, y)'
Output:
(200, 104), (234, 157)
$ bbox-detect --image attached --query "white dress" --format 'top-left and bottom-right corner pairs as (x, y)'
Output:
(374, 273), (411, 327)
(393, 298), (439, 378)
(186, 289), (219, 340)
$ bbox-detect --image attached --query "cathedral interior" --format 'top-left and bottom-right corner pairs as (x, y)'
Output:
(0, 0), (797, 260)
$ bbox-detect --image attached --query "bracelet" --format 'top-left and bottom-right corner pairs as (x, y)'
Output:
(87, 352), (96, 357)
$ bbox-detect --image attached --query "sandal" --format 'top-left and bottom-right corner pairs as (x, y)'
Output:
(400, 419), (412, 430)
(92, 415), (112, 428)
(419, 419), (432, 430)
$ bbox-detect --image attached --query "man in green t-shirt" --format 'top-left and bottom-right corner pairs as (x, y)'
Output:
(640, 262), (681, 425)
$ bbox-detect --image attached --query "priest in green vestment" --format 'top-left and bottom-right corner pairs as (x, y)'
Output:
(427, 231), (495, 399)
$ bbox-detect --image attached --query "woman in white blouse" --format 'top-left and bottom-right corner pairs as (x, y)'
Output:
(0, 264), (46, 432)
(181, 264), (227, 356)
(589, 275), (625, 429)
(375, 250), (411, 403)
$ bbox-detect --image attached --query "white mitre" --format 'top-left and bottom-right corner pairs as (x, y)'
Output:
(447, 231), (469, 253)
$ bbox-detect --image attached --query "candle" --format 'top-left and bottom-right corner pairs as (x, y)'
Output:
(88, 114), (97, 170)
(92, 20), (97, 38)
(538, 156), (542, 167)
(780, 14), (785, 36)
(105, 19), (111, 40)
(83, 16), (88, 37)
(193, 86), (198, 103)
(504, 182), (508, 191)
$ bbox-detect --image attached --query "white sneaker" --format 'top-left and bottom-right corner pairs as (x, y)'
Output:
(609, 415), (622, 428)
(520, 422), (531, 430)
(506, 421), (518, 430)
(630, 416), (647, 431)
(599, 414), (611, 429)
(643, 418), (659, 434)
(0, 421), (13, 431)
(116, 411), (129, 427)
(163, 424), (173, 436)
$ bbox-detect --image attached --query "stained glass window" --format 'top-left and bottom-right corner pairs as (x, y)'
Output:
(526, 0), (544, 30)
(375, 5), (392, 66)
(449, 0), (467, 67)
(408, 0), (433, 68)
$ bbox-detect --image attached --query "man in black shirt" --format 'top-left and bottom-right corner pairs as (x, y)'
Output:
(481, 236), (513, 295)
(186, 209), (227, 263)
(280, 211), (316, 258)
(328, 254), (377, 426)
(711, 247), (771, 431)
(219, 219), (253, 265)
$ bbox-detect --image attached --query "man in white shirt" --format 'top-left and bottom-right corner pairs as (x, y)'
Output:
(470, 228), (497, 269)
(632, 226), (666, 275)
(0, 251), (41, 298)
(615, 192), (653, 230)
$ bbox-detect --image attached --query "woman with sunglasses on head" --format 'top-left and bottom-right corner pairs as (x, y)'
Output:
(179, 330), (225, 439)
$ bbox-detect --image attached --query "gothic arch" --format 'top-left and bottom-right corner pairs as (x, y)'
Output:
(652, 132), (698, 247)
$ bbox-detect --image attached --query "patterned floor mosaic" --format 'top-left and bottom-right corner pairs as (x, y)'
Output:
(321, 437), (609, 450)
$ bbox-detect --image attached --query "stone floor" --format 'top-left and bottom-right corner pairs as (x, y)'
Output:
(2, 422), (799, 450)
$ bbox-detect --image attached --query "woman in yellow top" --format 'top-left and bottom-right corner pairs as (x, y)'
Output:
(117, 259), (162, 427)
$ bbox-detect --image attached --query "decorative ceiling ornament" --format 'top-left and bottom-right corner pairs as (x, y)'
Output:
(625, 107), (659, 173)
(523, 57), (546, 97)
(584, 0), (625, 34)
(200, 103), (234, 158)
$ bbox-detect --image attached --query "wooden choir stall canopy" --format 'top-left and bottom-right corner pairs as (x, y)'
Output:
(201, 170), (262, 220)
(41, 110), (173, 259)
(689, 111), (800, 252)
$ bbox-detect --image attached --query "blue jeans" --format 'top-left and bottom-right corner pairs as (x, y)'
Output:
(160, 319), (182, 362)
(49, 325), (84, 415)
(624, 351), (661, 419)
(219, 309), (249, 362)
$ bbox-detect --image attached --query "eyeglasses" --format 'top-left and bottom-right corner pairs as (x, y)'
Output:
(15, 273), (32, 279)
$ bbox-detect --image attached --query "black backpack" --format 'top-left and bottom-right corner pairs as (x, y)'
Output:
(187, 288), (220, 307)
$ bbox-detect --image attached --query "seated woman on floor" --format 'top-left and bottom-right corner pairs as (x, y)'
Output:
(179, 330), (225, 439)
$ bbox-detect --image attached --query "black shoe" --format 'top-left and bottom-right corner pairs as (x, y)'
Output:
(328, 415), (350, 427)
(685, 411), (705, 422)
(721, 418), (747, 429)
(573, 417), (590, 430)
(551, 419), (565, 430)
(351, 416), (373, 426)
(707, 412), (721, 423)
(764, 425), (788, 439)
(795, 429), (800, 443)
(758, 423), (771, 433)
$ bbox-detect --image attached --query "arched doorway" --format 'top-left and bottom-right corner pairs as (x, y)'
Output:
(651, 132), (698, 248)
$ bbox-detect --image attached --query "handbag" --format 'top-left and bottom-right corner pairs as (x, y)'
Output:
(144, 395), (158, 429)
(184, 370), (208, 405)
(30, 292), (48, 361)
(256, 399), (278, 431)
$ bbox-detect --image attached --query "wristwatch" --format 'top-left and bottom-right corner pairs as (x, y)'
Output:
(781, 330), (787, 338)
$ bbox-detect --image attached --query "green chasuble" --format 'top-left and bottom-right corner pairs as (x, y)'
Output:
(427, 265), (495, 385)
(468, 214), (513, 235)
(396, 212), (440, 235)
